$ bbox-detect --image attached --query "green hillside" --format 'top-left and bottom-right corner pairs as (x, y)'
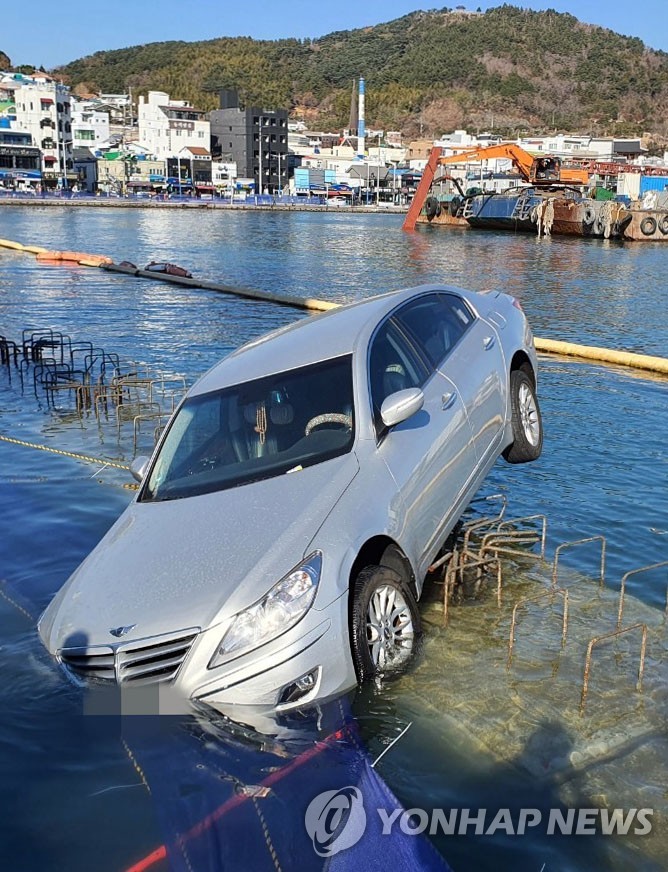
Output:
(54, 6), (668, 137)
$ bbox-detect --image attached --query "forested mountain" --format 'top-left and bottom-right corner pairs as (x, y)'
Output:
(54, 6), (668, 138)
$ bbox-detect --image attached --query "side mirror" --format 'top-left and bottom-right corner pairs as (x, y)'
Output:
(380, 388), (424, 429)
(130, 456), (150, 482)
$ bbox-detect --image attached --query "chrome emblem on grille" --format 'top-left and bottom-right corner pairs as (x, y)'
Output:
(109, 624), (136, 638)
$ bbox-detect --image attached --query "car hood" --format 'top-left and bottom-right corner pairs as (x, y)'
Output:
(39, 453), (359, 651)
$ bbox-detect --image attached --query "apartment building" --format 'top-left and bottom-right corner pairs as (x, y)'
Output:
(210, 90), (288, 194)
(137, 91), (210, 159)
(11, 74), (74, 186)
(71, 100), (111, 148)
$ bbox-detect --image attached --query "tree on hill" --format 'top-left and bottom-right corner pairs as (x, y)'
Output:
(53, 7), (668, 136)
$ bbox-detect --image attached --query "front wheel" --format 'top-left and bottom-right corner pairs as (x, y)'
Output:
(350, 565), (421, 682)
(503, 367), (543, 463)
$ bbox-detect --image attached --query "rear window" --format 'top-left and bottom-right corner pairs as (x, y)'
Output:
(394, 293), (474, 367)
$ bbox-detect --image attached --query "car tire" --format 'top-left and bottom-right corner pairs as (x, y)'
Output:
(350, 565), (421, 682)
(503, 366), (543, 464)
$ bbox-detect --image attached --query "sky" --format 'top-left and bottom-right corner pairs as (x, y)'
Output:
(3, 0), (668, 70)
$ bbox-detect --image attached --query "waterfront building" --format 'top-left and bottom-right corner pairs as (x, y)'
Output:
(96, 152), (167, 195)
(138, 91), (210, 160)
(210, 90), (288, 194)
(10, 73), (74, 188)
(127, 157), (167, 194)
(0, 129), (41, 191)
(72, 146), (98, 192)
(178, 146), (213, 195)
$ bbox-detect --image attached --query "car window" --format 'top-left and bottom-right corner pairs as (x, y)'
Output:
(394, 293), (474, 368)
(368, 318), (428, 432)
(142, 355), (355, 501)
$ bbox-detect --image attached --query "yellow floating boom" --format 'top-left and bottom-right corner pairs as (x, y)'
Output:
(1, 234), (666, 373)
(534, 337), (668, 376)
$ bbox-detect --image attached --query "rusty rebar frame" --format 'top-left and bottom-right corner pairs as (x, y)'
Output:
(552, 536), (606, 588)
(616, 561), (668, 630)
(133, 411), (170, 452)
(507, 588), (569, 669)
(580, 623), (648, 715)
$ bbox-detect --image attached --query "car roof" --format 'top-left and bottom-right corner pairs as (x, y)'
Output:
(190, 284), (478, 395)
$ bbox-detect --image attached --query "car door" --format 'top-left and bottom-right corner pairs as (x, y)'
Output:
(369, 309), (476, 578)
(432, 292), (507, 466)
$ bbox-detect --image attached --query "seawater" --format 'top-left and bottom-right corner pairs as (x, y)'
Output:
(0, 207), (666, 871)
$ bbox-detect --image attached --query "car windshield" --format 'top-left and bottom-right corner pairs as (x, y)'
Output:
(142, 355), (355, 501)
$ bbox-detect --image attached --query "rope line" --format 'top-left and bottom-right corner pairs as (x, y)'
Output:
(251, 795), (283, 872)
(122, 739), (152, 795)
(0, 584), (36, 622)
(0, 434), (131, 471)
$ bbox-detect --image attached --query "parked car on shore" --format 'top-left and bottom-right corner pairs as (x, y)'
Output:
(39, 284), (542, 713)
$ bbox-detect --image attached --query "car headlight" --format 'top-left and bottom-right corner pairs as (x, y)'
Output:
(208, 552), (322, 667)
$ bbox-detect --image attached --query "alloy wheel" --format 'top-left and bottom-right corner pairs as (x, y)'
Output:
(518, 382), (540, 446)
(366, 584), (414, 670)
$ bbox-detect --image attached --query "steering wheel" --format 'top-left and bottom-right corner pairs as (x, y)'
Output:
(305, 413), (353, 436)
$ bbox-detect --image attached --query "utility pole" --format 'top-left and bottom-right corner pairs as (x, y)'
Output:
(258, 118), (262, 198)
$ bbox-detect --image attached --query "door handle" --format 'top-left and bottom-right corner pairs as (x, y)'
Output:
(441, 392), (456, 410)
(483, 335), (496, 350)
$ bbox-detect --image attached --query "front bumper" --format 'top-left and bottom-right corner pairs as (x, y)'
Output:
(179, 591), (356, 710)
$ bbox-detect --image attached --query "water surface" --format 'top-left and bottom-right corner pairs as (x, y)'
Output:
(0, 207), (666, 871)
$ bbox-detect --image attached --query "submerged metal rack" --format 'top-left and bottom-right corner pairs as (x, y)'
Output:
(431, 496), (667, 718)
(2, 327), (187, 453)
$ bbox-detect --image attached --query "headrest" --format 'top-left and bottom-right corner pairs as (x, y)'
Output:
(243, 401), (263, 425)
(242, 399), (294, 426)
(270, 402), (294, 425)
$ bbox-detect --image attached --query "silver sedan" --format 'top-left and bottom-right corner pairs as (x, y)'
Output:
(39, 284), (542, 714)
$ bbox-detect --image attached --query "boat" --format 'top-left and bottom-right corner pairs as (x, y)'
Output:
(458, 188), (631, 239)
(623, 209), (668, 241)
(144, 262), (193, 278)
(409, 144), (634, 240)
(621, 192), (668, 241)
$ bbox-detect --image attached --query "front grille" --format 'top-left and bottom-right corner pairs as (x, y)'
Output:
(117, 632), (197, 682)
(61, 647), (115, 682)
(59, 629), (198, 685)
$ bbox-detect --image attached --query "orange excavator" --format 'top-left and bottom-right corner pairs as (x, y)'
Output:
(403, 143), (590, 230)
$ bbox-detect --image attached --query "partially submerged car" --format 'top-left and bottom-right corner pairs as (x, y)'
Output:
(39, 284), (542, 713)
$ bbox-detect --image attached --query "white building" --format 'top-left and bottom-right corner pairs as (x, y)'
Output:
(11, 74), (73, 184)
(138, 91), (210, 159)
(98, 93), (133, 126)
(71, 99), (110, 149)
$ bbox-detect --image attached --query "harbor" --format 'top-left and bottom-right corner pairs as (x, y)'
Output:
(0, 206), (666, 870)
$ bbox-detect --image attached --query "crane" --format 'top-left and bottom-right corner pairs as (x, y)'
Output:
(403, 144), (590, 231)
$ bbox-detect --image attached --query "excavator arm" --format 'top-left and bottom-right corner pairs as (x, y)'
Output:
(438, 143), (536, 180)
(403, 147), (444, 231)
